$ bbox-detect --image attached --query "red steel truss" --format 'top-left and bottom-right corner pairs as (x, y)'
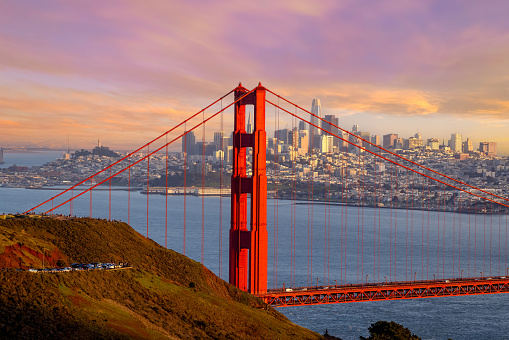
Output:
(258, 277), (509, 307)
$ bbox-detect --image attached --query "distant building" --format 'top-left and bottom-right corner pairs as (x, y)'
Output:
(383, 134), (398, 148)
(359, 131), (370, 148)
(455, 153), (469, 160)
(320, 135), (334, 154)
(462, 138), (473, 153)
(182, 130), (196, 155)
(405, 137), (423, 149)
(449, 133), (462, 153)
(479, 142), (497, 157)
(370, 135), (381, 152)
(288, 128), (299, 148)
(427, 138), (440, 150)
(213, 131), (225, 147)
(394, 138), (404, 149)
(297, 130), (309, 155)
(246, 113), (253, 134)
(309, 99), (322, 140)
(323, 114), (339, 147)
(0, 147), (4, 164)
(274, 128), (290, 145)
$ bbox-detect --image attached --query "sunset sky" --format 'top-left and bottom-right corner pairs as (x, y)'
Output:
(1, 0), (508, 154)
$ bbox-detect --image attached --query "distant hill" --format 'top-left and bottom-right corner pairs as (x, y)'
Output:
(0, 217), (322, 339)
(73, 146), (120, 158)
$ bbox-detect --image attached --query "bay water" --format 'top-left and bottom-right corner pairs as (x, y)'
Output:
(1, 151), (508, 339)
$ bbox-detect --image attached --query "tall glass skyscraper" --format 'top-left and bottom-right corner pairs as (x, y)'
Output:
(309, 99), (322, 151)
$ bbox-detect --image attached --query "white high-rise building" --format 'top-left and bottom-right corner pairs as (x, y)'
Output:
(449, 133), (462, 153)
(320, 135), (334, 154)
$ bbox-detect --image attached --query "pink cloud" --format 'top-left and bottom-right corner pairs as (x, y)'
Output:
(0, 0), (508, 152)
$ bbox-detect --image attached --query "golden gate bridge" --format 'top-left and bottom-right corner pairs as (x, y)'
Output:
(24, 83), (509, 307)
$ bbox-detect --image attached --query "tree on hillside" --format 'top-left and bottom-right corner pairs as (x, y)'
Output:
(360, 321), (421, 340)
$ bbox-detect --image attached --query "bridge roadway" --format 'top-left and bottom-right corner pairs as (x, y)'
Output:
(257, 276), (509, 307)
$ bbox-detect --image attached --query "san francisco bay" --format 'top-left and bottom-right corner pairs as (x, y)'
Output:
(2, 185), (509, 340)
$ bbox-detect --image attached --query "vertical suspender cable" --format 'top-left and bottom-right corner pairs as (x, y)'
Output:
(484, 202), (486, 275)
(219, 99), (223, 280)
(70, 188), (73, 216)
(406, 170), (409, 281)
(498, 204), (501, 276)
(109, 167), (112, 221)
(146, 144), (149, 237)
(310, 136), (314, 286)
(359, 146), (367, 283)
(308, 131), (312, 287)
(427, 177), (430, 280)
(165, 134), (168, 249)
(184, 124), (187, 255)
(344, 152), (348, 284)
(373, 152), (377, 282)
(390, 164), (393, 280)
(340, 153), (344, 284)
(490, 203), (492, 277)
(499, 208), (501, 276)
(325, 152), (328, 284)
(128, 156), (131, 225)
(273, 103), (278, 288)
(356, 153), (363, 283)
(437, 183), (441, 279)
(201, 111), (205, 264)
(453, 183), (456, 277)
(328, 153), (331, 284)
(378, 153), (381, 282)
(394, 167), (398, 281)
(292, 110), (297, 287)
(442, 184), (446, 279)
(90, 179), (92, 218)
(410, 172), (415, 278)
(468, 194), (471, 277)
(459, 191), (462, 277)
(474, 201), (477, 276)
(421, 175), (424, 280)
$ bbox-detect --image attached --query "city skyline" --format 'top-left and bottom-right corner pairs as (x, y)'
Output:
(1, 1), (508, 154)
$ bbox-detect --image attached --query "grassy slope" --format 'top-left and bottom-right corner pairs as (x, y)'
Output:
(0, 217), (322, 340)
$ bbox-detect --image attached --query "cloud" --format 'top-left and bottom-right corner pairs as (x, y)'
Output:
(0, 0), (508, 151)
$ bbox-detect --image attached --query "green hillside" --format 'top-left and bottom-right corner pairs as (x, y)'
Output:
(0, 217), (322, 339)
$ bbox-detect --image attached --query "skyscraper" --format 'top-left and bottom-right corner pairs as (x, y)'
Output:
(383, 134), (398, 148)
(479, 142), (497, 157)
(182, 130), (196, 154)
(323, 114), (339, 147)
(463, 138), (473, 153)
(309, 98), (322, 137)
(449, 133), (462, 153)
(246, 112), (253, 134)
(214, 131), (225, 146)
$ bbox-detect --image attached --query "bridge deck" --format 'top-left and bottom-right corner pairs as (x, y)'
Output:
(257, 277), (509, 307)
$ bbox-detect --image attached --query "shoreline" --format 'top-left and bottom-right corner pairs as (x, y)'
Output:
(1, 186), (506, 215)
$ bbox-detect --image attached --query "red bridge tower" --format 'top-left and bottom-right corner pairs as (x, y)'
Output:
(229, 83), (268, 295)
